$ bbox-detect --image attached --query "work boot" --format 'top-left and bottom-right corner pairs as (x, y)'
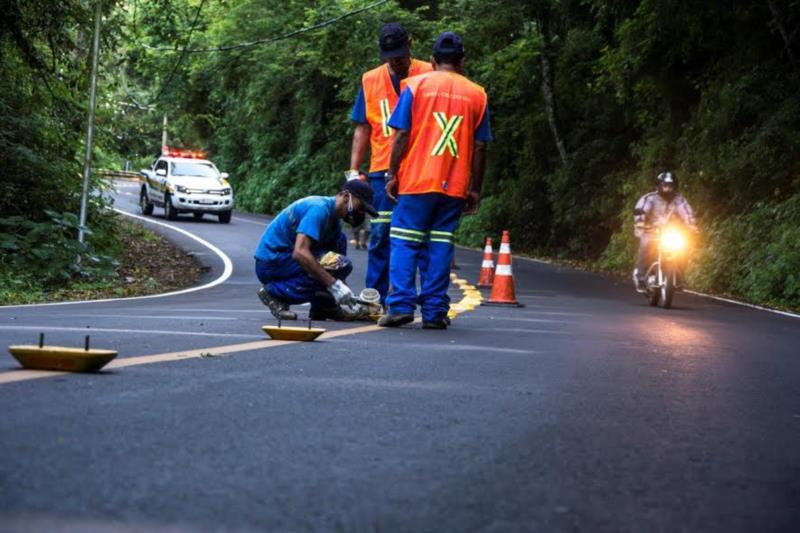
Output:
(422, 318), (448, 330)
(258, 288), (297, 320)
(377, 313), (415, 328)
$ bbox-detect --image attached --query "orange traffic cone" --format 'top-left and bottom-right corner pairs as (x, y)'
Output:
(476, 237), (495, 288)
(485, 230), (523, 307)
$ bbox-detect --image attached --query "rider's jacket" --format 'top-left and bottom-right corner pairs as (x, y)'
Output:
(633, 191), (696, 238)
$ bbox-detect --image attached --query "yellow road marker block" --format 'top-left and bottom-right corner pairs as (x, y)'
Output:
(262, 325), (326, 342)
(9, 345), (117, 372)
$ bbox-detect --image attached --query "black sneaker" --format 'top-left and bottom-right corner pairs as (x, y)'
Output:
(377, 313), (415, 328)
(422, 318), (448, 330)
(258, 288), (297, 320)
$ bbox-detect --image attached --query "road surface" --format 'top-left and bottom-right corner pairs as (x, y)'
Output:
(1, 180), (798, 532)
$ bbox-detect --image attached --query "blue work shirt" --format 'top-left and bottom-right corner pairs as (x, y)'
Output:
(388, 87), (494, 142)
(254, 196), (343, 261)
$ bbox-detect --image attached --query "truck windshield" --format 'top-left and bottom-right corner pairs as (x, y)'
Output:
(170, 162), (218, 178)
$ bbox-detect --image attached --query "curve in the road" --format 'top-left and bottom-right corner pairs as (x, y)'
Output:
(0, 209), (234, 310)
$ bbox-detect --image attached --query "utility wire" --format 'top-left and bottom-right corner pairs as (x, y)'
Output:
(143, 0), (389, 54)
(150, 0), (208, 103)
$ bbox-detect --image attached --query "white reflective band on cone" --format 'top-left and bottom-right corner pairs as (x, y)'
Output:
(482, 260), (494, 268)
(499, 243), (511, 254)
(495, 264), (513, 276)
(484, 245), (492, 253)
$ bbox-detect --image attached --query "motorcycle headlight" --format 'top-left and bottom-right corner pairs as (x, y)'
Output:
(661, 229), (686, 252)
(175, 185), (188, 193)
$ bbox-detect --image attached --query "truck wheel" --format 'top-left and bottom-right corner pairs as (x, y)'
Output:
(164, 194), (178, 220)
(140, 188), (154, 216)
(218, 210), (232, 224)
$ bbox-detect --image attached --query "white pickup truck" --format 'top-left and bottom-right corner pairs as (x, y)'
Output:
(139, 148), (234, 223)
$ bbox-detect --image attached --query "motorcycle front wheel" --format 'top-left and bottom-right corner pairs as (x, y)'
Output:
(661, 269), (675, 309)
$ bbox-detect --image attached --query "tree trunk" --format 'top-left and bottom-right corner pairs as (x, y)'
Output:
(766, 0), (798, 74)
(536, 17), (568, 166)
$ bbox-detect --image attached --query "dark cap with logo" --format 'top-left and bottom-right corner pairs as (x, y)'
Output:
(341, 179), (378, 217)
(379, 22), (410, 60)
(433, 31), (465, 59)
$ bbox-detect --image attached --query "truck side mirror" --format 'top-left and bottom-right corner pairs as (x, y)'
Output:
(156, 168), (167, 177)
(220, 172), (230, 180)
(633, 207), (645, 216)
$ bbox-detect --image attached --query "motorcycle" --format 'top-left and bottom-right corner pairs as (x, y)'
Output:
(633, 208), (690, 309)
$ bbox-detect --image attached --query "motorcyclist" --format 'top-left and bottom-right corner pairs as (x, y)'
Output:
(633, 171), (697, 291)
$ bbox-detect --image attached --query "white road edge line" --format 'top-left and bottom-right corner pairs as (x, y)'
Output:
(0, 209), (234, 309)
(232, 216), (267, 226)
(456, 243), (800, 320)
(683, 290), (800, 319)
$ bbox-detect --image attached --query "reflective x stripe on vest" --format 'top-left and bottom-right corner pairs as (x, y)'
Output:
(379, 99), (391, 138)
(431, 113), (463, 157)
(361, 59), (433, 173)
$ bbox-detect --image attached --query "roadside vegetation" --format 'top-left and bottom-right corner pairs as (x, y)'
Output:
(0, 217), (201, 305)
(2, 1), (798, 310)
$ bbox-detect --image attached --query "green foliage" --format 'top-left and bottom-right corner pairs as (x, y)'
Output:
(0, 0), (127, 296)
(689, 195), (800, 309)
(5, 0), (799, 310)
(0, 210), (119, 286)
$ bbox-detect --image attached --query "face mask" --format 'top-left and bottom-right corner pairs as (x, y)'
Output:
(344, 193), (366, 227)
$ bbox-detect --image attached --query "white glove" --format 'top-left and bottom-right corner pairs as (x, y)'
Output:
(337, 301), (367, 321)
(328, 279), (356, 306)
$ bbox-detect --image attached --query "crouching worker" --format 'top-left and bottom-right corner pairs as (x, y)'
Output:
(254, 180), (379, 321)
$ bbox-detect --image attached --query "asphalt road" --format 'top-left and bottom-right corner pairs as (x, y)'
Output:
(1, 180), (798, 532)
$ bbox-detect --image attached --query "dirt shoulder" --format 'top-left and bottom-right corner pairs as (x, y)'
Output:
(1, 219), (202, 305)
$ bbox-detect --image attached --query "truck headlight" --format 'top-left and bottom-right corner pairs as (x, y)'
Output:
(175, 185), (188, 193)
(221, 187), (232, 195)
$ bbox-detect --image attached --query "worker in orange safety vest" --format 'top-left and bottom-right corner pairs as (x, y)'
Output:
(378, 31), (492, 329)
(348, 22), (432, 305)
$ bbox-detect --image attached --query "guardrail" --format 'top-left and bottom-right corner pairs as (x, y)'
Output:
(96, 169), (142, 181)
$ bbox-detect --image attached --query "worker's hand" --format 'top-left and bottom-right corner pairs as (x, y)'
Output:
(385, 175), (398, 203)
(344, 169), (360, 182)
(463, 191), (481, 215)
(328, 279), (357, 306)
(337, 301), (366, 321)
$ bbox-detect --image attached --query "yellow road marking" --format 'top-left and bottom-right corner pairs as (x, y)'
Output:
(1, 277), (480, 385)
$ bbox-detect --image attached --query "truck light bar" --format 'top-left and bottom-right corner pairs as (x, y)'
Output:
(162, 146), (206, 159)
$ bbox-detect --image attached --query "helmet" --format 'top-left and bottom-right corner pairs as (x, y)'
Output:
(656, 171), (678, 199)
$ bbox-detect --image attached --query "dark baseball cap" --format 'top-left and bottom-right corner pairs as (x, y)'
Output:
(433, 31), (464, 58)
(379, 23), (409, 60)
(341, 179), (378, 217)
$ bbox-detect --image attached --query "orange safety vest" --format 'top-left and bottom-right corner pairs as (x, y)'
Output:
(362, 59), (432, 173)
(396, 71), (488, 199)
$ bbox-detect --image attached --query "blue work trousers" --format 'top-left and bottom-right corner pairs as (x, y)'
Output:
(386, 193), (464, 322)
(366, 173), (393, 303)
(255, 253), (352, 306)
